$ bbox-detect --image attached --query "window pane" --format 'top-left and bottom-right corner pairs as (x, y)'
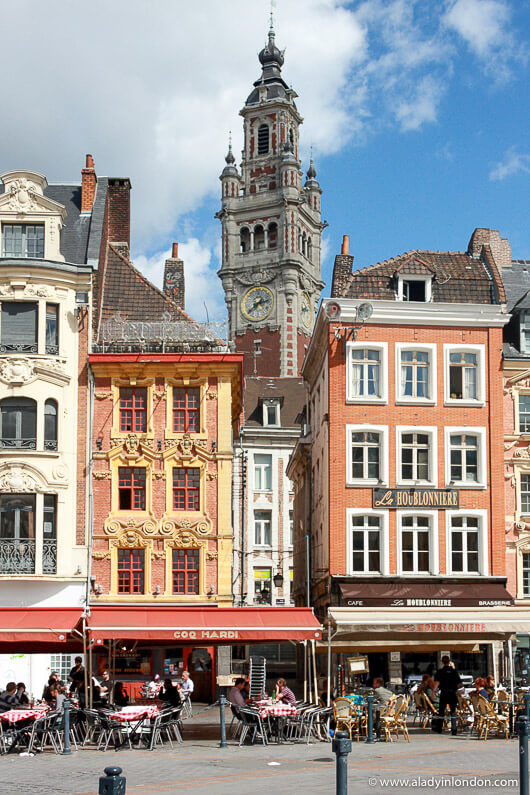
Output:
(45, 305), (59, 353)
(1, 302), (37, 351)
(44, 400), (58, 449)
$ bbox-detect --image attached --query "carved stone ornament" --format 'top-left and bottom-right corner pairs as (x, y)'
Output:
(151, 550), (166, 560)
(7, 179), (38, 213)
(0, 284), (14, 296)
(206, 551), (218, 560)
(52, 463), (68, 482)
(95, 391), (113, 400)
(0, 357), (69, 387)
(125, 434), (139, 455)
(235, 268), (275, 286)
(0, 358), (34, 384)
(0, 467), (39, 493)
(514, 447), (530, 459)
(160, 518), (210, 537)
(112, 531), (149, 549)
(24, 284), (54, 298)
(516, 521), (528, 532)
(206, 472), (218, 481)
(93, 471), (111, 480)
(105, 517), (157, 537)
(206, 391), (217, 400)
(92, 550), (111, 560)
(152, 472), (166, 480)
(166, 531), (205, 549)
(153, 389), (167, 401)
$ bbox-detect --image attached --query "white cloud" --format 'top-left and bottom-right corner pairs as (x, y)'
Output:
(395, 76), (444, 131)
(134, 237), (225, 323)
(489, 148), (530, 181)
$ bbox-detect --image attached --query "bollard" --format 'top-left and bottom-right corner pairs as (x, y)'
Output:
(99, 766), (126, 795)
(519, 717), (529, 795)
(525, 693), (530, 723)
(61, 697), (71, 755)
(219, 693), (227, 748)
(366, 693), (375, 744)
(332, 730), (352, 795)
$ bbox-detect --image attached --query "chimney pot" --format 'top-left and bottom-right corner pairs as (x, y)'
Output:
(172, 242), (179, 259)
(341, 235), (349, 255)
(81, 154), (97, 212)
(85, 154), (95, 170)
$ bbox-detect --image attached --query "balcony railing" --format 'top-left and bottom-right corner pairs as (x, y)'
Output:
(0, 343), (38, 353)
(44, 440), (58, 451)
(45, 344), (59, 355)
(0, 539), (35, 574)
(0, 438), (36, 450)
(43, 540), (57, 574)
(94, 313), (229, 354)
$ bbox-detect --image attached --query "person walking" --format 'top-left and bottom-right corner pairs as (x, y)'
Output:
(434, 655), (461, 735)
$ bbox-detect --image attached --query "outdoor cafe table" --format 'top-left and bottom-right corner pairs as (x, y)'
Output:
(109, 704), (160, 749)
(256, 701), (298, 743)
(1, 707), (48, 754)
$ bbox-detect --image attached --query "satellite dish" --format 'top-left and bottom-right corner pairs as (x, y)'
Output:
(357, 302), (373, 322)
(324, 301), (341, 320)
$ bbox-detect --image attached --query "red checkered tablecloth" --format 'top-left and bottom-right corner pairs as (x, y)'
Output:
(110, 705), (160, 722)
(1, 708), (48, 724)
(259, 703), (298, 719)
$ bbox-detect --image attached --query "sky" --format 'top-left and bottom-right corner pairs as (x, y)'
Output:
(1, 0), (528, 321)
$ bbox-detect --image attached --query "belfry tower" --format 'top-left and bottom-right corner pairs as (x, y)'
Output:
(217, 24), (325, 376)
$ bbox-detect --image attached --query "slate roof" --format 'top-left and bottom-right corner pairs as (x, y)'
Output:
(502, 260), (530, 311)
(503, 342), (530, 360)
(336, 250), (506, 305)
(243, 376), (305, 428)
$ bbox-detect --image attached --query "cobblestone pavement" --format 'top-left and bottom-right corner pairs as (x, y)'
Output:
(0, 713), (521, 795)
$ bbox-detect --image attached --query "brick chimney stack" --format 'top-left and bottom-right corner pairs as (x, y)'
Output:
(81, 154), (97, 212)
(331, 235), (354, 297)
(467, 228), (512, 270)
(163, 243), (185, 310)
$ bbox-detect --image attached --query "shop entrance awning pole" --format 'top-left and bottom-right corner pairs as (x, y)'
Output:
(327, 611), (332, 707)
(508, 638), (515, 699)
(492, 641), (498, 688)
(303, 640), (307, 702)
(312, 640), (318, 704)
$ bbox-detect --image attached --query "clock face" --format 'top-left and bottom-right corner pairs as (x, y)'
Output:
(300, 293), (312, 327)
(241, 286), (274, 321)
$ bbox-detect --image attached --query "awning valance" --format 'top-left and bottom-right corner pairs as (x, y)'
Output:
(86, 606), (322, 644)
(338, 580), (513, 608)
(0, 607), (83, 650)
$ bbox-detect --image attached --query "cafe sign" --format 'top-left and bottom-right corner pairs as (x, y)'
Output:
(373, 488), (459, 509)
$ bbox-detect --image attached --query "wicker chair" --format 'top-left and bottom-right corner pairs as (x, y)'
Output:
(475, 696), (509, 740)
(333, 698), (356, 740)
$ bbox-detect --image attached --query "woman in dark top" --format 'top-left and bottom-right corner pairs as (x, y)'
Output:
(113, 682), (129, 708)
(16, 683), (29, 706)
(42, 676), (58, 707)
(159, 679), (182, 707)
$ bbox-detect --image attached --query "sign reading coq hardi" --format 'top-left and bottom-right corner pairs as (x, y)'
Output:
(373, 488), (459, 509)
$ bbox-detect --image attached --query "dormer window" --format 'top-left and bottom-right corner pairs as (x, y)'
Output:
(257, 124), (269, 155)
(263, 399), (280, 427)
(521, 312), (530, 353)
(397, 275), (432, 302)
(2, 224), (44, 258)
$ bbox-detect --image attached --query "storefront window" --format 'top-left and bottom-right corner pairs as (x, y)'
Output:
(254, 568), (271, 604)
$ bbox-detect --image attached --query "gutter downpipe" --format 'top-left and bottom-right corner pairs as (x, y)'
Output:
(86, 363), (95, 707)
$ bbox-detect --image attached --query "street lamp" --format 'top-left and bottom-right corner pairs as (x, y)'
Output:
(273, 571), (284, 589)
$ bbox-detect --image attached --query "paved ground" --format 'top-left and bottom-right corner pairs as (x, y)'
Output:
(0, 707), (522, 795)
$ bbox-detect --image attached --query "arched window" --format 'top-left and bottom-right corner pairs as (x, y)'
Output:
(44, 399), (58, 451)
(240, 227), (250, 253)
(268, 222), (278, 249)
(0, 397), (37, 449)
(289, 128), (294, 149)
(257, 124), (269, 155)
(302, 233), (307, 257)
(307, 237), (312, 261)
(254, 225), (265, 251)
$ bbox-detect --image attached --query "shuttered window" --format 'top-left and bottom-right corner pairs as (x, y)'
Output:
(0, 302), (37, 352)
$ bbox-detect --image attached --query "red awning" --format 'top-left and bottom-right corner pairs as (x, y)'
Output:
(0, 607), (83, 650)
(86, 606), (322, 644)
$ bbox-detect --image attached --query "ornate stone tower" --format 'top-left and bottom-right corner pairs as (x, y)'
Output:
(217, 25), (325, 377)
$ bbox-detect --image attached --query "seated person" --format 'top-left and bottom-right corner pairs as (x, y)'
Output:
(474, 678), (489, 700)
(227, 678), (249, 711)
(159, 679), (182, 707)
(424, 677), (440, 710)
(415, 674), (430, 695)
(372, 677), (393, 707)
(42, 676), (58, 708)
(181, 671), (194, 695)
(113, 681), (129, 708)
(147, 674), (161, 698)
(0, 682), (19, 712)
(15, 682), (29, 706)
(98, 670), (111, 703)
(485, 675), (496, 699)
(274, 678), (296, 706)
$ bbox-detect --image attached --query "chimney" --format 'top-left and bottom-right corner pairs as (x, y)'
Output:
(467, 228), (512, 270)
(163, 243), (185, 310)
(106, 178), (131, 251)
(81, 153), (97, 212)
(331, 235), (354, 298)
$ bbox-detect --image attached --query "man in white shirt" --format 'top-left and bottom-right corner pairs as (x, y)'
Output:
(147, 674), (161, 697)
(181, 671), (194, 694)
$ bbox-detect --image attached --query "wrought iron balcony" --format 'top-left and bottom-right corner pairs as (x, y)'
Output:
(45, 345), (59, 355)
(0, 343), (38, 353)
(0, 438), (36, 450)
(43, 541), (57, 574)
(0, 539), (35, 574)
(44, 439), (58, 451)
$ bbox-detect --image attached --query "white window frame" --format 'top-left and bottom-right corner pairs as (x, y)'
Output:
(445, 509), (488, 576)
(443, 344), (485, 406)
(397, 510), (438, 575)
(520, 312), (530, 354)
(396, 426), (438, 487)
(346, 424), (389, 486)
(397, 274), (432, 302)
(254, 510), (272, 548)
(262, 401), (280, 427)
(518, 469), (530, 517)
(395, 343), (437, 405)
(346, 508), (389, 575)
(517, 391), (530, 435)
(253, 453), (272, 492)
(346, 341), (388, 404)
(444, 427), (487, 488)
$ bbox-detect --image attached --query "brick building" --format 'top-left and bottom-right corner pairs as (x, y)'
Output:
(289, 229), (522, 688)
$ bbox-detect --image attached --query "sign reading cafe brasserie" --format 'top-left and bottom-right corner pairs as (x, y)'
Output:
(373, 488), (459, 509)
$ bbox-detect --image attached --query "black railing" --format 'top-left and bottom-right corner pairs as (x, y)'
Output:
(0, 343), (38, 353)
(0, 539), (35, 574)
(0, 438), (37, 449)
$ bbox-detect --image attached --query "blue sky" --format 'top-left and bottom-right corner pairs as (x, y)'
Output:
(1, 0), (528, 320)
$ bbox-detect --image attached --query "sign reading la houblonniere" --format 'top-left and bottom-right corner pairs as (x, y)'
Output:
(373, 488), (459, 509)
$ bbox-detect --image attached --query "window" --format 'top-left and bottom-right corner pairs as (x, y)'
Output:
(117, 549), (145, 593)
(289, 511), (293, 547)
(2, 224), (44, 258)
(254, 454), (272, 491)
(240, 227), (250, 253)
(520, 396), (530, 433)
(263, 401), (280, 427)
(400, 515), (431, 573)
(523, 553), (530, 597)
(254, 510), (272, 546)
(0, 302), (37, 353)
(403, 280), (425, 301)
(0, 494), (36, 574)
(351, 349), (380, 398)
(350, 515), (381, 573)
(449, 434), (478, 483)
(521, 475), (530, 514)
(43, 495), (57, 574)
(44, 399), (58, 450)
(353, 431), (380, 480)
(257, 124), (269, 155)
(268, 222), (278, 249)
(173, 387), (200, 433)
(50, 655), (77, 686)
(254, 568), (271, 604)
(45, 304), (59, 355)
(520, 312), (530, 353)
(254, 225), (265, 250)
(450, 516), (479, 574)
(119, 387), (147, 433)
(118, 467), (146, 510)
(173, 468), (200, 511)
(0, 398), (37, 449)
(399, 432), (431, 482)
(172, 549), (200, 594)
(400, 350), (430, 399)
(449, 352), (477, 400)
